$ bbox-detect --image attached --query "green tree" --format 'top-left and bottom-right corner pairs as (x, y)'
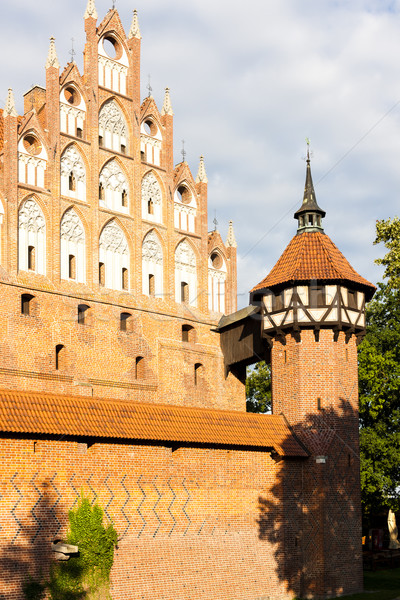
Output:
(246, 361), (271, 413)
(359, 217), (400, 520)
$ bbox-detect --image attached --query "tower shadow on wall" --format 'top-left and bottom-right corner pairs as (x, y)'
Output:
(0, 475), (85, 600)
(257, 399), (363, 600)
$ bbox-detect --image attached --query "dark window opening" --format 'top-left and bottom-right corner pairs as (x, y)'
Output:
(148, 198), (154, 215)
(21, 293), (34, 316)
(273, 292), (283, 311)
(99, 182), (105, 201)
(141, 151), (145, 161)
(28, 245), (36, 271)
(121, 189), (128, 207)
(69, 254), (76, 279)
(348, 290), (357, 310)
(122, 268), (128, 290)
(181, 281), (189, 303)
(308, 214), (314, 226)
(310, 285), (325, 307)
(76, 127), (83, 139)
(120, 312), (131, 332)
(120, 144), (126, 154)
(182, 324), (195, 343)
(69, 171), (76, 192)
(55, 344), (65, 370)
(99, 262), (105, 286)
(149, 274), (155, 297)
(77, 304), (89, 325)
(194, 362), (204, 386)
(135, 356), (144, 379)
(99, 135), (103, 147)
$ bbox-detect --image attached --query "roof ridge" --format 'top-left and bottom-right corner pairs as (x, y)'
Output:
(316, 232), (342, 279)
(290, 234), (308, 281)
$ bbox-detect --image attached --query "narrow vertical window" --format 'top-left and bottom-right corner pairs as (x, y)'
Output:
(28, 246), (36, 271)
(55, 344), (65, 370)
(76, 127), (83, 139)
(122, 268), (128, 290)
(135, 356), (144, 379)
(77, 304), (89, 325)
(120, 143), (126, 154)
(99, 135), (103, 147)
(194, 363), (204, 386)
(149, 274), (155, 297)
(120, 312), (131, 332)
(121, 189), (128, 207)
(99, 182), (105, 201)
(99, 262), (105, 286)
(69, 254), (76, 279)
(21, 294), (34, 316)
(69, 171), (76, 192)
(182, 325), (195, 343)
(148, 198), (154, 215)
(181, 282), (189, 303)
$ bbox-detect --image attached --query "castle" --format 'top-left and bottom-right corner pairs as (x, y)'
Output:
(0, 3), (375, 600)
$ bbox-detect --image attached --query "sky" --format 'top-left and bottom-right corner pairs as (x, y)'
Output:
(1, 0), (400, 308)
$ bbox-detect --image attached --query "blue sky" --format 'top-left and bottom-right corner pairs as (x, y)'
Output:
(1, 0), (400, 307)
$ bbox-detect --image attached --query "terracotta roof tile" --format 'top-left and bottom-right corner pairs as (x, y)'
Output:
(252, 231), (375, 298)
(0, 389), (307, 457)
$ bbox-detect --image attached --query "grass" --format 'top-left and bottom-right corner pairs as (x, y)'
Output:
(322, 567), (400, 600)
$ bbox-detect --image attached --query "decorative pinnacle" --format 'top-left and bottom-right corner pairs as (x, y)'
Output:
(195, 155), (208, 183)
(161, 87), (174, 116)
(45, 37), (60, 69)
(5, 88), (18, 118)
(129, 9), (141, 39)
(226, 220), (237, 248)
(84, 0), (98, 19)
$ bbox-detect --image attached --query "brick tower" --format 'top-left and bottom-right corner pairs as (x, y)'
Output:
(251, 149), (376, 598)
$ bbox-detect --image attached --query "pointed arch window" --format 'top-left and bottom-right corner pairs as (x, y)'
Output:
(208, 250), (227, 313)
(175, 240), (197, 306)
(141, 172), (162, 223)
(142, 230), (163, 298)
(99, 220), (129, 291)
(99, 159), (129, 212)
(98, 100), (128, 153)
(60, 146), (86, 201)
(60, 209), (85, 283)
(18, 198), (46, 275)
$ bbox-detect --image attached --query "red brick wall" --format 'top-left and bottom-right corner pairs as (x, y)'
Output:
(271, 329), (363, 598)
(0, 437), (301, 600)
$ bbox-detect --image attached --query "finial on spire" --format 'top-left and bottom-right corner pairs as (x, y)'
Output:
(146, 74), (153, 98)
(294, 143), (326, 233)
(226, 220), (237, 248)
(84, 0), (98, 19)
(5, 88), (18, 118)
(129, 9), (141, 39)
(196, 155), (208, 183)
(213, 211), (218, 232)
(45, 37), (60, 69)
(69, 38), (76, 63)
(181, 140), (186, 163)
(161, 87), (174, 116)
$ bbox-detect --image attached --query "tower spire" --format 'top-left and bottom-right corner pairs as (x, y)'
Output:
(45, 37), (60, 69)
(294, 142), (325, 233)
(196, 155), (208, 183)
(161, 87), (174, 116)
(129, 9), (141, 39)
(4, 88), (18, 117)
(226, 220), (237, 248)
(84, 0), (98, 19)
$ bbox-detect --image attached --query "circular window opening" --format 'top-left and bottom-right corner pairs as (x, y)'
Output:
(102, 36), (122, 60)
(143, 120), (157, 136)
(177, 185), (192, 204)
(64, 86), (81, 106)
(23, 134), (42, 156)
(211, 252), (222, 269)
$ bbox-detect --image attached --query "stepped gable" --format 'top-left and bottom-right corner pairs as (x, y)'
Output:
(0, 388), (307, 457)
(251, 231), (375, 298)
